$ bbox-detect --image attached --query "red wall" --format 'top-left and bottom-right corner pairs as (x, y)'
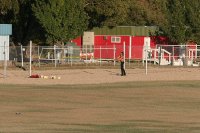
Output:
(94, 36), (130, 59)
(71, 35), (168, 60)
(71, 36), (82, 47)
(94, 35), (159, 59)
(131, 36), (144, 59)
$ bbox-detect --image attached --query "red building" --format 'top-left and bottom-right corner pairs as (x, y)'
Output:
(71, 26), (199, 66)
(72, 26), (169, 60)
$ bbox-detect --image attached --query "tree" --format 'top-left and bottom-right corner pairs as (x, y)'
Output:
(163, 0), (200, 44)
(0, 0), (19, 23)
(166, 0), (187, 44)
(85, 0), (130, 29)
(0, 0), (45, 45)
(125, 0), (200, 44)
(32, 0), (88, 45)
(13, 0), (46, 45)
(125, 0), (169, 32)
(183, 0), (200, 43)
(2, 0), (200, 45)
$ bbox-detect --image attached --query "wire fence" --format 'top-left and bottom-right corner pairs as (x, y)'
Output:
(1, 43), (200, 70)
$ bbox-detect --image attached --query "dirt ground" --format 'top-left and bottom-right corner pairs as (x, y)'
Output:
(1, 67), (200, 85)
(1, 67), (200, 132)
(0, 81), (200, 133)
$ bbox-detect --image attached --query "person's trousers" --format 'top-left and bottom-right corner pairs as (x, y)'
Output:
(120, 62), (126, 76)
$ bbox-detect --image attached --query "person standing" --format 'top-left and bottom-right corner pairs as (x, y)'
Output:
(118, 52), (126, 76)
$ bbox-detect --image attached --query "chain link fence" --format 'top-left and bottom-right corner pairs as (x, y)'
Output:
(1, 43), (200, 70)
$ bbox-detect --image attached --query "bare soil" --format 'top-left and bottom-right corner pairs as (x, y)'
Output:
(1, 67), (200, 85)
(0, 81), (200, 132)
(1, 67), (200, 132)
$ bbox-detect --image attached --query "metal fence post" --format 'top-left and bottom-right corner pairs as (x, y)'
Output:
(54, 45), (57, 68)
(154, 48), (156, 65)
(123, 42), (125, 69)
(21, 45), (24, 67)
(159, 46), (162, 65)
(4, 42), (7, 78)
(37, 45), (40, 67)
(29, 41), (32, 76)
(145, 44), (148, 75)
(128, 45), (131, 67)
(100, 46), (102, 66)
(86, 45), (88, 66)
(129, 36), (132, 67)
(38, 46), (41, 68)
(114, 45), (116, 66)
(71, 46), (73, 66)
(172, 46), (174, 66)
(67, 46), (69, 64)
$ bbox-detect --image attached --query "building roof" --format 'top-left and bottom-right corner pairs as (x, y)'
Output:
(91, 26), (159, 36)
(0, 24), (12, 35)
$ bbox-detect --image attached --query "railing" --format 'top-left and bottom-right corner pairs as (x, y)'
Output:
(2, 44), (200, 68)
(161, 49), (171, 64)
(143, 48), (171, 65)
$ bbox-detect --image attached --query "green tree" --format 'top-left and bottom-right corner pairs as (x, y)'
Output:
(32, 0), (88, 45)
(125, 0), (200, 44)
(166, 0), (186, 44)
(0, 0), (19, 23)
(125, 0), (169, 33)
(0, 0), (45, 45)
(183, 0), (200, 43)
(85, 0), (130, 29)
(14, 0), (45, 45)
(164, 0), (200, 44)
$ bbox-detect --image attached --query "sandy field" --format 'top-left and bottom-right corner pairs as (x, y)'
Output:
(1, 67), (200, 132)
(1, 67), (200, 85)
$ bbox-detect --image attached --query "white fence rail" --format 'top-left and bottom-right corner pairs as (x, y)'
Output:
(1, 44), (200, 68)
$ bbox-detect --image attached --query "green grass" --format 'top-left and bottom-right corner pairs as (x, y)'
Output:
(0, 81), (200, 133)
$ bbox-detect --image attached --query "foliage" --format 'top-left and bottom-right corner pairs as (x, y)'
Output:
(0, 0), (44, 45)
(14, 0), (45, 45)
(85, 0), (130, 29)
(2, 0), (200, 45)
(32, 0), (88, 45)
(123, 0), (200, 44)
(0, 0), (19, 23)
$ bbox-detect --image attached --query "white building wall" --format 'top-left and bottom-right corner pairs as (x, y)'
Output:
(0, 35), (9, 60)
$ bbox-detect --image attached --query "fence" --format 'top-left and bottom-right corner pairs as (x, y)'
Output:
(1, 43), (200, 70)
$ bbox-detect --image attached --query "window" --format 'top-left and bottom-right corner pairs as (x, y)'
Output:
(111, 37), (121, 43)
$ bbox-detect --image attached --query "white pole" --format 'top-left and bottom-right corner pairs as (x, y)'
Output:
(21, 45), (24, 67)
(195, 44), (197, 58)
(154, 49), (156, 65)
(100, 46), (102, 66)
(145, 45), (148, 75)
(114, 45), (116, 66)
(86, 45), (88, 66)
(29, 41), (32, 77)
(54, 45), (56, 67)
(173, 46), (174, 66)
(68, 46), (69, 64)
(191, 50), (194, 65)
(129, 36), (132, 67)
(142, 45), (145, 66)
(39, 54), (41, 68)
(71, 47), (73, 66)
(37, 46), (40, 66)
(4, 41), (7, 78)
(38, 46), (40, 68)
(86, 45), (88, 61)
(123, 42), (125, 69)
